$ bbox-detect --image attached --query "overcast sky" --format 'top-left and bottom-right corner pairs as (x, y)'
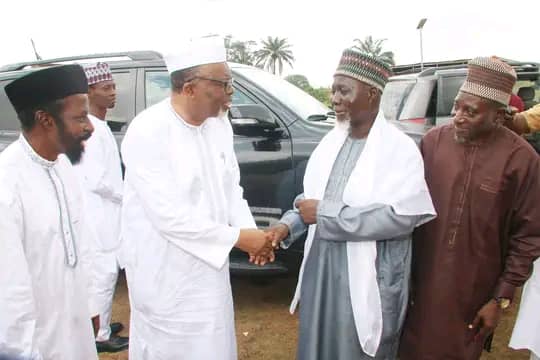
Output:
(1, 0), (538, 87)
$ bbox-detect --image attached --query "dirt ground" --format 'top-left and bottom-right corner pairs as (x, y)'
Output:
(100, 272), (530, 360)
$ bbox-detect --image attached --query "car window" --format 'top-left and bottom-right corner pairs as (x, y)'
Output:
(399, 80), (436, 121)
(145, 71), (256, 108)
(514, 79), (540, 109)
(0, 79), (20, 131)
(106, 72), (133, 131)
(381, 80), (415, 120)
(437, 76), (465, 116)
(145, 71), (171, 107)
(233, 67), (330, 120)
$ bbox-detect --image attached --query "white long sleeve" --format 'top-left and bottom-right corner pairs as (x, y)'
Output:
(0, 192), (42, 360)
(77, 118), (122, 204)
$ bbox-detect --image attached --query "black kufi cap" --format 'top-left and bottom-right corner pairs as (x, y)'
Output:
(5, 64), (88, 113)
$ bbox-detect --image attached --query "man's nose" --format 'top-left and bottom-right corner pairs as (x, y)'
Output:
(331, 93), (339, 106)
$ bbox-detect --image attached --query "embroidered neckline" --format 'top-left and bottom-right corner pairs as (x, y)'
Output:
(19, 135), (57, 168)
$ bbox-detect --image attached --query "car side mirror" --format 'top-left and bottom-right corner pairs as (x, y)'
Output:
(229, 104), (277, 129)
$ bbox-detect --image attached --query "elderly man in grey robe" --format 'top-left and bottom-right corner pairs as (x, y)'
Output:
(267, 48), (436, 359)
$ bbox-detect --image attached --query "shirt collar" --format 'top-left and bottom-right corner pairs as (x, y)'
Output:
(168, 99), (209, 131)
(19, 134), (58, 168)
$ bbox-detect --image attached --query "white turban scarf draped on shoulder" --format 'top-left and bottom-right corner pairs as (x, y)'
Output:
(163, 36), (227, 74)
(510, 258), (540, 357)
(290, 112), (436, 356)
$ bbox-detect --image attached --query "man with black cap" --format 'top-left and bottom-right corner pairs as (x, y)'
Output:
(74, 62), (128, 353)
(399, 57), (540, 360)
(267, 47), (436, 360)
(0, 65), (99, 359)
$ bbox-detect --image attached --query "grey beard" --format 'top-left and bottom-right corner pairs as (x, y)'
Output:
(335, 118), (350, 131)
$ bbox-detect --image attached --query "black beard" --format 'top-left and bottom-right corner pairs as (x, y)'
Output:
(55, 117), (86, 164)
(65, 144), (84, 164)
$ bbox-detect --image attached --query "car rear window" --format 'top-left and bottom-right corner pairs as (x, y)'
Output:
(398, 79), (436, 121)
(437, 76), (465, 116)
(0, 79), (20, 131)
(105, 72), (133, 131)
(381, 80), (415, 120)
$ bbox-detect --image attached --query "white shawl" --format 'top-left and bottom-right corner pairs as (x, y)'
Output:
(290, 112), (436, 356)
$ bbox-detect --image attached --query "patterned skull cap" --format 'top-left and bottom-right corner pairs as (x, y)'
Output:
(83, 62), (113, 86)
(459, 56), (517, 106)
(334, 47), (393, 91)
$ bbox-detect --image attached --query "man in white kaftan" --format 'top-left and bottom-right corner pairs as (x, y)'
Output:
(0, 65), (99, 359)
(120, 36), (274, 360)
(510, 259), (540, 360)
(74, 62), (128, 352)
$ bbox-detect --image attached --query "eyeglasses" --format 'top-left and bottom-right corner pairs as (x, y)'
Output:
(188, 76), (234, 91)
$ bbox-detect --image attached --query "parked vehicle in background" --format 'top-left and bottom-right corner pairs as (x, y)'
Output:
(0, 51), (337, 276)
(381, 59), (540, 145)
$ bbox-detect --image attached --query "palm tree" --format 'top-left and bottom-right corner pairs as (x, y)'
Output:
(353, 36), (395, 67)
(254, 37), (295, 75)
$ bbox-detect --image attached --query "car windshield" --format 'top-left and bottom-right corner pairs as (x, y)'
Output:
(381, 79), (415, 120)
(233, 66), (331, 120)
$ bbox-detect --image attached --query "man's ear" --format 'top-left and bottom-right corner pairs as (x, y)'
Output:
(368, 87), (380, 104)
(183, 81), (195, 97)
(494, 107), (507, 125)
(35, 110), (55, 130)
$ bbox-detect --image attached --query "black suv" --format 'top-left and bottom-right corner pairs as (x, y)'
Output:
(0, 51), (337, 276)
(381, 59), (540, 144)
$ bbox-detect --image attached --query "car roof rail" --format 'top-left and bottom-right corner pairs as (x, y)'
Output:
(0, 51), (163, 72)
(393, 58), (539, 76)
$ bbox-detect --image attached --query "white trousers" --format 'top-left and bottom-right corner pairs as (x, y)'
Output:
(94, 249), (120, 342)
(532, 352), (540, 360)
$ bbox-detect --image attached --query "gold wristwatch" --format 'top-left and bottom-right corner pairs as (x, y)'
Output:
(494, 297), (511, 310)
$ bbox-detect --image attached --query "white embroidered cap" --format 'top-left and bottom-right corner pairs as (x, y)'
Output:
(163, 36), (227, 74)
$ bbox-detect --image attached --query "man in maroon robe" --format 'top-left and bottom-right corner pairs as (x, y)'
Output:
(399, 56), (540, 360)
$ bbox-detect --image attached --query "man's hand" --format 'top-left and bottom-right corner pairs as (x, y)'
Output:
(236, 229), (275, 266)
(248, 225), (291, 265)
(295, 199), (319, 225)
(265, 223), (290, 248)
(468, 300), (502, 342)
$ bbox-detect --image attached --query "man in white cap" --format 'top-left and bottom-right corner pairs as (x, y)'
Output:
(73, 62), (128, 353)
(120, 36), (274, 359)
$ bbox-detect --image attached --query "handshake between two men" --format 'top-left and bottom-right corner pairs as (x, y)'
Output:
(234, 199), (320, 266)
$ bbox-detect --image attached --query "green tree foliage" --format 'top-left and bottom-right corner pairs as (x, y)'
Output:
(353, 36), (395, 67)
(284, 74), (311, 91)
(285, 74), (331, 107)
